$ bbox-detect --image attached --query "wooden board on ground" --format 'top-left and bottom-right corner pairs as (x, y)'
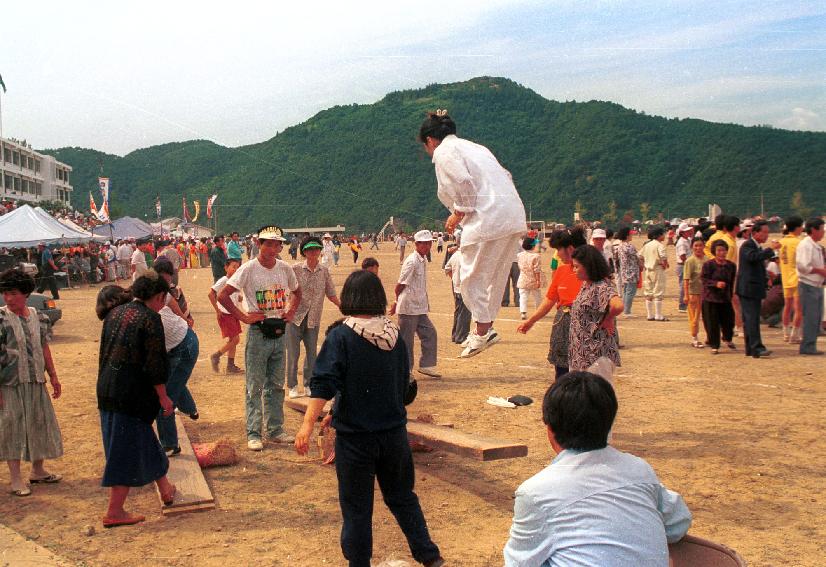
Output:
(155, 415), (216, 516)
(285, 398), (527, 461)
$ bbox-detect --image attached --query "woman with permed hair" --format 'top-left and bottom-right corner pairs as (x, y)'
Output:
(0, 268), (64, 497)
(418, 110), (527, 358)
(95, 272), (176, 527)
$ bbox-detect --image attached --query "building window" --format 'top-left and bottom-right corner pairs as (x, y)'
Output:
(64, 170), (70, 184)
(34, 159), (40, 173)
(3, 174), (10, 190)
(21, 180), (28, 194)
(3, 148), (10, 163)
(35, 182), (42, 196)
(12, 152), (19, 166)
(26, 156), (32, 170)
(13, 177), (20, 191)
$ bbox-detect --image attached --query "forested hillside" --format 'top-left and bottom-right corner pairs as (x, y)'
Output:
(43, 77), (826, 233)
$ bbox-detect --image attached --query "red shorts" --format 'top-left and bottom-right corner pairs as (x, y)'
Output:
(218, 313), (242, 338)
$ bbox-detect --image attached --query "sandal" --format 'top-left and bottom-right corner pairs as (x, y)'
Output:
(102, 514), (146, 528)
(10, 487), (32, 497)
(711, 349), (719, 355)
(29, 473), (62, 484)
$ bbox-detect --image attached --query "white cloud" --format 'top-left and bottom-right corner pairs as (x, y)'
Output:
(776, 107), (823, 131)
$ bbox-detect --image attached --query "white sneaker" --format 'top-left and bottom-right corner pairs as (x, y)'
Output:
(288, 386), (301, 399)
(303, 387), (312, 397)
(459, 329), (500, 358)
(418, 366), (442, 378)
(247, 439), (264, 451)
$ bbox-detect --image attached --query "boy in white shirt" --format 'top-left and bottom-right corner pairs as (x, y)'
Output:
(208, 258), (244, 374)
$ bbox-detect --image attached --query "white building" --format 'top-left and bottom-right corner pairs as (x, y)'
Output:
(0, 137), (73, 206)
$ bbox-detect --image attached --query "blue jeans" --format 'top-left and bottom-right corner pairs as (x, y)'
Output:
(285, 317), (320, 389)
(622, 282), (638, 314)
(799, 282), (824, 354)
(156, 328), (199, 448)
(244, 324), (286, 440)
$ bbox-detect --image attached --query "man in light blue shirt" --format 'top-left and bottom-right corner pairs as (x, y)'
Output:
(504, 371), (691, 566)
(227, 231), (243, 262)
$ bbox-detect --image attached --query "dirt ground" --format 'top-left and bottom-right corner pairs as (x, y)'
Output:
(2, 238), (825, 567)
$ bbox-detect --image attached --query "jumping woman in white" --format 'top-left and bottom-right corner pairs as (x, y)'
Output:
(419, 111), (526, 358)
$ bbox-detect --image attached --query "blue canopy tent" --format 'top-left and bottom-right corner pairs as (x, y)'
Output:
(91, 216), (154, 241)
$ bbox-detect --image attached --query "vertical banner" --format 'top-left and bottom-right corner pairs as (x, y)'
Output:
(192, 200), (200, 223)
(97, 177), (110, 222)
(182, 195), (191, 222)
(155, 196), (162, 219)
(89, 191), (99, 217)
(206, 194), (217, 218)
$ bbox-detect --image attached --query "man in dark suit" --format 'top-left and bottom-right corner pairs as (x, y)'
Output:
(737, 220), (781, 357)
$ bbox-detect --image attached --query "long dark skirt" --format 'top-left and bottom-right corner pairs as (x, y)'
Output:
(100, 410), (169, 487)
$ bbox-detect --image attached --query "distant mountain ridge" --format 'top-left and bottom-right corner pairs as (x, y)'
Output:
(43, 77), (826, 233)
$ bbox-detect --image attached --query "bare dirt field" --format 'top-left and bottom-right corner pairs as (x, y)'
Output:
(2, 238), (825, 566)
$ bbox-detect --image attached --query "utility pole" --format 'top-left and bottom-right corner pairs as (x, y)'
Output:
(760, 192), (765, 218)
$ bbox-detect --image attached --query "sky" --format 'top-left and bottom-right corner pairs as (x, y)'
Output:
(1, 0), (824, 155)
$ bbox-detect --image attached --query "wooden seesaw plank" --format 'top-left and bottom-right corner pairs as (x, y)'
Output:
(155, 415), (215, 516)
(285, 398), (527, 461)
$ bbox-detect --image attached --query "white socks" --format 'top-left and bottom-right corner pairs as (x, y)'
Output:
(645, 299), (654, 319)
(654, 299), (664, 320)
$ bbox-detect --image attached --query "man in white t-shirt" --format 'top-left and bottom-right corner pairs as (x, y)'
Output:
(116, 240), (133, 279)
(391, 230), (440, 378)
(674, 223), (694, 312)
(219, 226), (302, 451)
(130, 238), (150, 281)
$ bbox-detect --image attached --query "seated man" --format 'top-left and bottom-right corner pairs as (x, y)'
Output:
(504, 371), (691, 566)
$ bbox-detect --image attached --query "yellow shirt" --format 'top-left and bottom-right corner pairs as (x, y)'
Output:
(779, 234), (802, 289)
(705, 231), (737, 263)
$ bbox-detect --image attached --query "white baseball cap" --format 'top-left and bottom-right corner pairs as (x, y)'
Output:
(414, 230), (434, 242)
(678, 222), (692, 233)
(591, 229), (607, 239)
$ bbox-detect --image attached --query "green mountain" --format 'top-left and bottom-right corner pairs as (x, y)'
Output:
(43, 77), (826, 233)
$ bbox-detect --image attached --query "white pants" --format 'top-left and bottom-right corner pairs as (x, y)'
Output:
(459, 234), (522, 324)
(518, 288), (541, 313)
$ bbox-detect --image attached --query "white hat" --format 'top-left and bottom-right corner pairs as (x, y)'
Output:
(322, 233), (332, 238)
(591, 229), (607, 239)
(740, 219), (754, 230)
(414, 229), (433, 242)
(678, 222), (692, 233)
(257, 225), (288, 242)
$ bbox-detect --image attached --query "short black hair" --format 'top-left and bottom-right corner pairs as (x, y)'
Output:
(299, 236), (323, 257)
(231, 231), (239, 237)
(418, 112), (457, 143)
(647, 227), (665, 240)
(521, 238), (536, 251)
(213, 235), (224, 244)
(616, 226), (632, 241)
(226, 257), (241, 267)
(721, 215), (740, 232)
(96, 285), (132, 320)
(542, 371), (617, 451)
(361, 257), (379, 270)
(571, 245), (611, 281)
(805, 217), (825, 234)
(131, 271), (170, 301)
(605, 229), (614, 240)
(549, 229), (572, 249)
(0, 268), (35, 295)
(339, 270), (387, 316)
(153, 258), (175, 276)
(710, 239), (729, 254)
(785, 215), (804, 233)
(752, 219), (769, 234)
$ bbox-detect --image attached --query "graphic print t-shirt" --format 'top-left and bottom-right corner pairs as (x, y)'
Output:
(226, 258), (298, 318)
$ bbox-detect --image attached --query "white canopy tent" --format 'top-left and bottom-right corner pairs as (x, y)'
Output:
(52, 214), (106, 242)
(0, 205), (97, 248)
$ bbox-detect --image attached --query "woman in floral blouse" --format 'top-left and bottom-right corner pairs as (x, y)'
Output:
(569, 246), (624, 372)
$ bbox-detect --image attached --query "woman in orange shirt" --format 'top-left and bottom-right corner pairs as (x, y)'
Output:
(517, 229), (584, 379)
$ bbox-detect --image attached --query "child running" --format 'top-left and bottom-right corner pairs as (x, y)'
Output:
(208, 257), (244, 374)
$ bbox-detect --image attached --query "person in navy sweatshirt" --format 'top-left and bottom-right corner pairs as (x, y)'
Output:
(295, 269), (444, 567)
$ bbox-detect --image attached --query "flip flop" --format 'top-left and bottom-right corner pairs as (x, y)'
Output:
(102, 514), (145, 528)
(29, 473), (62, 484)
(10, 487), (32, 497)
